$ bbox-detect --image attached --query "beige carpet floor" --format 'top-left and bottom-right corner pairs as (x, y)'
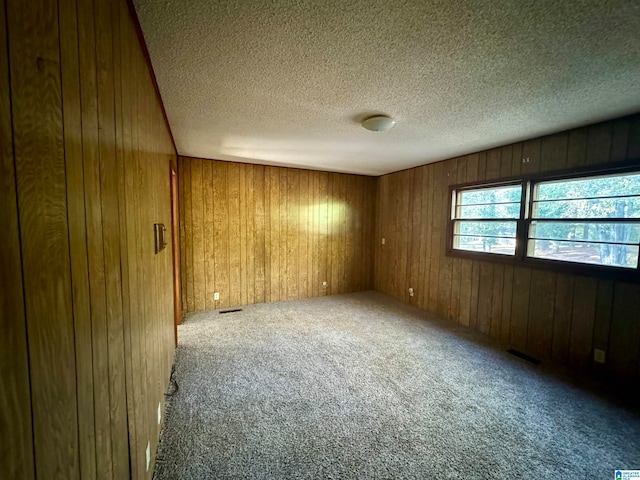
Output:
(153, 291), (640, 479)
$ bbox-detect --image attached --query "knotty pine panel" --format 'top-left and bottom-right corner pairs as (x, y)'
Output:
(179, 158), (376, 311)
(2, 0), (177, 478)
(375, 113), (640, 383)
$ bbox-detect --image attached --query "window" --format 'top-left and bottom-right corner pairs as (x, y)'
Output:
(451, 183), (522, 256)
(528, 173), (640, 269)
(448, 164), (640, 276)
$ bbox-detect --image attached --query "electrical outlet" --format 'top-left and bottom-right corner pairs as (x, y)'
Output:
(594, 349), (606, 364)
(157, 402), (162, 425)
(214, 292), (220, 301)
(146, 441), (150, 472)
(322, 281), (328, 289)
(408, 287), (414, 297)
(381, 237), (386, 245)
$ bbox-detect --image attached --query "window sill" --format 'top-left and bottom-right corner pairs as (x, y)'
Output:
(446, 248), (640, 283)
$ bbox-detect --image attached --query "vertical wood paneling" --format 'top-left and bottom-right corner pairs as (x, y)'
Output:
(279, 168), (289, 299)
(569, 277), (598, 369)
(7, 0), (80, 476)
(477, 261), (494, 336)
(540, 133), (568, 172)
(183, 158), (194, 312)
(60, 0), (98, 475)
(567, 127), (588, 168)
(0, 0), (34, 476)
(428, 162), (444, 312)
(610, 118), (630, 162)
(246, 166), (256, 304)
(180, 159), (376, 310)
(77, 0), (113, 472)
(319, 172), (329, 294)
(3, 0), (177, 477)
(95, 1), (128, 475)
(438, 161), (457, 317)
(214, 161), (229, 307)
(592, 279), (614, 373)
(608, 283), (640, 381)
(410, 168), (423, 306)
(552, 274), (575, 363)
(527, 270), (556, 358)
(228, 163), (242, 306)
(286, 169), (299, 299)
(191, 159), (205, 311)
(121, 17), (145, 478)
(239, 165), (248, 306)
(374, 113), (640, 383)
(204, 160), (215, 310)
(586, 123), (612, 165)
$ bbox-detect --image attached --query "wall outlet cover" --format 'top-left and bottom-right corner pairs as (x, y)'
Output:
(594, 349), (606, 364)
(214, 292), (220, 301)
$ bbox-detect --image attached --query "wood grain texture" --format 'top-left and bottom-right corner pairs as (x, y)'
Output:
(608, 282), (640, 382)
(3, 0), (177, 477)
(374, 113), (640, 382)
(59, 0), (97, 476)
(7, 0), (80, 476)
(0, 0), (35, 476)
(179, 158), (376, 310)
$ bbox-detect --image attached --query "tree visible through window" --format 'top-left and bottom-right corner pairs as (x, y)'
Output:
(528, 173), (640, 269)
(452, 183), (522, 256)
(449, 166), (640, 274)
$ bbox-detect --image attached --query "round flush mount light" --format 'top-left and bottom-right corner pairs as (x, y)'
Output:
(361, 115), (396, 132)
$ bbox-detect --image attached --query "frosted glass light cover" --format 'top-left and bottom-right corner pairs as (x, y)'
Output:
(362, 115), (396, 132)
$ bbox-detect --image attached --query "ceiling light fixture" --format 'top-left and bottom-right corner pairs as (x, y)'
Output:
(361, 115), (396, 132)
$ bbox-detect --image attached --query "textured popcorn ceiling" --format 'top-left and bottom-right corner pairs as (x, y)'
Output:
(134, 0), (640, 176)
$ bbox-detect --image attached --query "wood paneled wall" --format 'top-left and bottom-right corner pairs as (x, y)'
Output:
(375, 114), (640, 383)
(1, 0), (176, 478)
(179, 157), (376, 312)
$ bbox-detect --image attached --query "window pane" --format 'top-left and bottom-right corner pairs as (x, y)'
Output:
(529, 221), (640, 244)
(536, 173), (640, 201)
(457, 203), (521, 219)
(456, 221), (517, 238)
(527, 239), (639, 269)
(532, 196), (640, 219)
(454, 235), (516, 255)
(459, 185), (522, 205)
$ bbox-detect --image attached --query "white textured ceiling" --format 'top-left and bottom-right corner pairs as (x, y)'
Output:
(134, 0), (640, 176)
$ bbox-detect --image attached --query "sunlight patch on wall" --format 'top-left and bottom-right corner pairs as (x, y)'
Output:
(298, 202), (349, 233)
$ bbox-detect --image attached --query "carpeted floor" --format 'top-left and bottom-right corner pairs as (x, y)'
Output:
(153, 291), (640, 479)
